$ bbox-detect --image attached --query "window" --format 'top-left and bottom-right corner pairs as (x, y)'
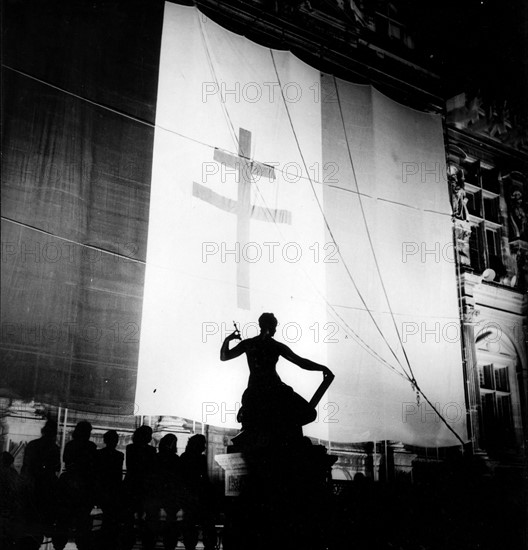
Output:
(388, 22), (401, 39)
(466, 190), (482, 217)
(462, 160), (479, 186)
(485, 227), (502, 272)
(485, 228), (499, 256)
(481, 168), (500, 194)
(480, 393), (496, 444)
(477, 361), (515, 449)
(479, 363), (494, 389)
(469, 223), (485, 272)
(403, 33), (414, 49)
(484, 196), (500, 223)
(496, 395), (512, 427)
(494, 367), (510, 392)
(454, 158), (504, 275)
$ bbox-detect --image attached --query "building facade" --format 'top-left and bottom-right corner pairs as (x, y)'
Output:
(2, 0), (526, 481)
(447, 100), (528, 469)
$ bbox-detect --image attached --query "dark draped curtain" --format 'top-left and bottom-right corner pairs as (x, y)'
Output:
(1, 0), (164, 413)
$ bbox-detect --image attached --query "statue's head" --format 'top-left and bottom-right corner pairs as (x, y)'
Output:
(258, 312), (278, 336)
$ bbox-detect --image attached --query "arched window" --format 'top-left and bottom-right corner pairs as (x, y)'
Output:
(475, 327), (524, 453)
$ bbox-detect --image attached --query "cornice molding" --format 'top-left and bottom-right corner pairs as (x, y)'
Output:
(447, 128), (528, 171)
(462, 273), (527, 317)
(447, 93), (528, 161)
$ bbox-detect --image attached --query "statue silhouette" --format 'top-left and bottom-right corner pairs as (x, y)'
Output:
(221, 312), (333, 446)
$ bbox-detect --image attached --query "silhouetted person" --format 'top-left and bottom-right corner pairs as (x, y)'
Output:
(337, 472), (377, 550)
(53, 420), (97, 550)
(180, 435), (216, 550)
(221, 312), (333, 445)
(18, 420), (60, 549)
(144, 434), (180, 550)
(95, 430), (123, 550)
(122, 425), (156, 550)
(1, 452), (20, 548)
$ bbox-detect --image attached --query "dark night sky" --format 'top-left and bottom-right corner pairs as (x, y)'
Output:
(398, 0), (528, 115)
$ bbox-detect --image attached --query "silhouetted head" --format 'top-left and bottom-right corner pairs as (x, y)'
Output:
(258, 313), (278, 337)
(103, 430), (119, 449)
(41, 419), (58, 439)
(185, 434), (206, 454)
(354, 472), (366, 485)
(159, 434), (178, 454)
(72, 420), (92, 441)
(132, 425), (153, 445)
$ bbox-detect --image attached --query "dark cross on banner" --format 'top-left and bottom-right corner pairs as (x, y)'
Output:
(193, 128), (292, 310)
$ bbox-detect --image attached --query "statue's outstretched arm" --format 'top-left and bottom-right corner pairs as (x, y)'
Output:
(220, 331), (245, 361)
(278, 343), (333, 378)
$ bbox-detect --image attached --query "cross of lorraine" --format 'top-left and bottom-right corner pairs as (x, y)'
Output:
(192, 128), (292, 310)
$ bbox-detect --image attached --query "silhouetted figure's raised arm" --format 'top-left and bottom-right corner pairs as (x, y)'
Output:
(220, 330), (243, 361)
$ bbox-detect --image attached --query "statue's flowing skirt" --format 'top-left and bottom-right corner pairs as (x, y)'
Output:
(238, 381), (316, 429)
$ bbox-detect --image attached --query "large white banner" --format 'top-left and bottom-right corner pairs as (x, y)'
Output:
(136, 3), (467, 446)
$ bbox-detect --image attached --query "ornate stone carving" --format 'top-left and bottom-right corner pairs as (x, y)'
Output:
(453, 218), (472, 266)
(510, 241), (528, 291)
(447, 93), (528, 153)
(508, 188), (528, 241)
(449, 167), (469, 221)
(462, 303), (479, 325)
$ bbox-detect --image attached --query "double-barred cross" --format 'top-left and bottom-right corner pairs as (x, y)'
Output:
(193, 128), (292, 309)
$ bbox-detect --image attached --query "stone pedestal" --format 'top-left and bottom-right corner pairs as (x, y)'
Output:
(215, 452), (249, 496)
(215, 443), (337, 550)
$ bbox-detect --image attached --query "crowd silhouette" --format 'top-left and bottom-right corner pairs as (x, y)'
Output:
(1, 420), (525, 550)
(0, 421), (218, 550)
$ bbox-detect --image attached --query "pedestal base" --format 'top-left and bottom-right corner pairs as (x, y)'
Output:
(215, 452), (248, 497)
(216, 441), (337, 550)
